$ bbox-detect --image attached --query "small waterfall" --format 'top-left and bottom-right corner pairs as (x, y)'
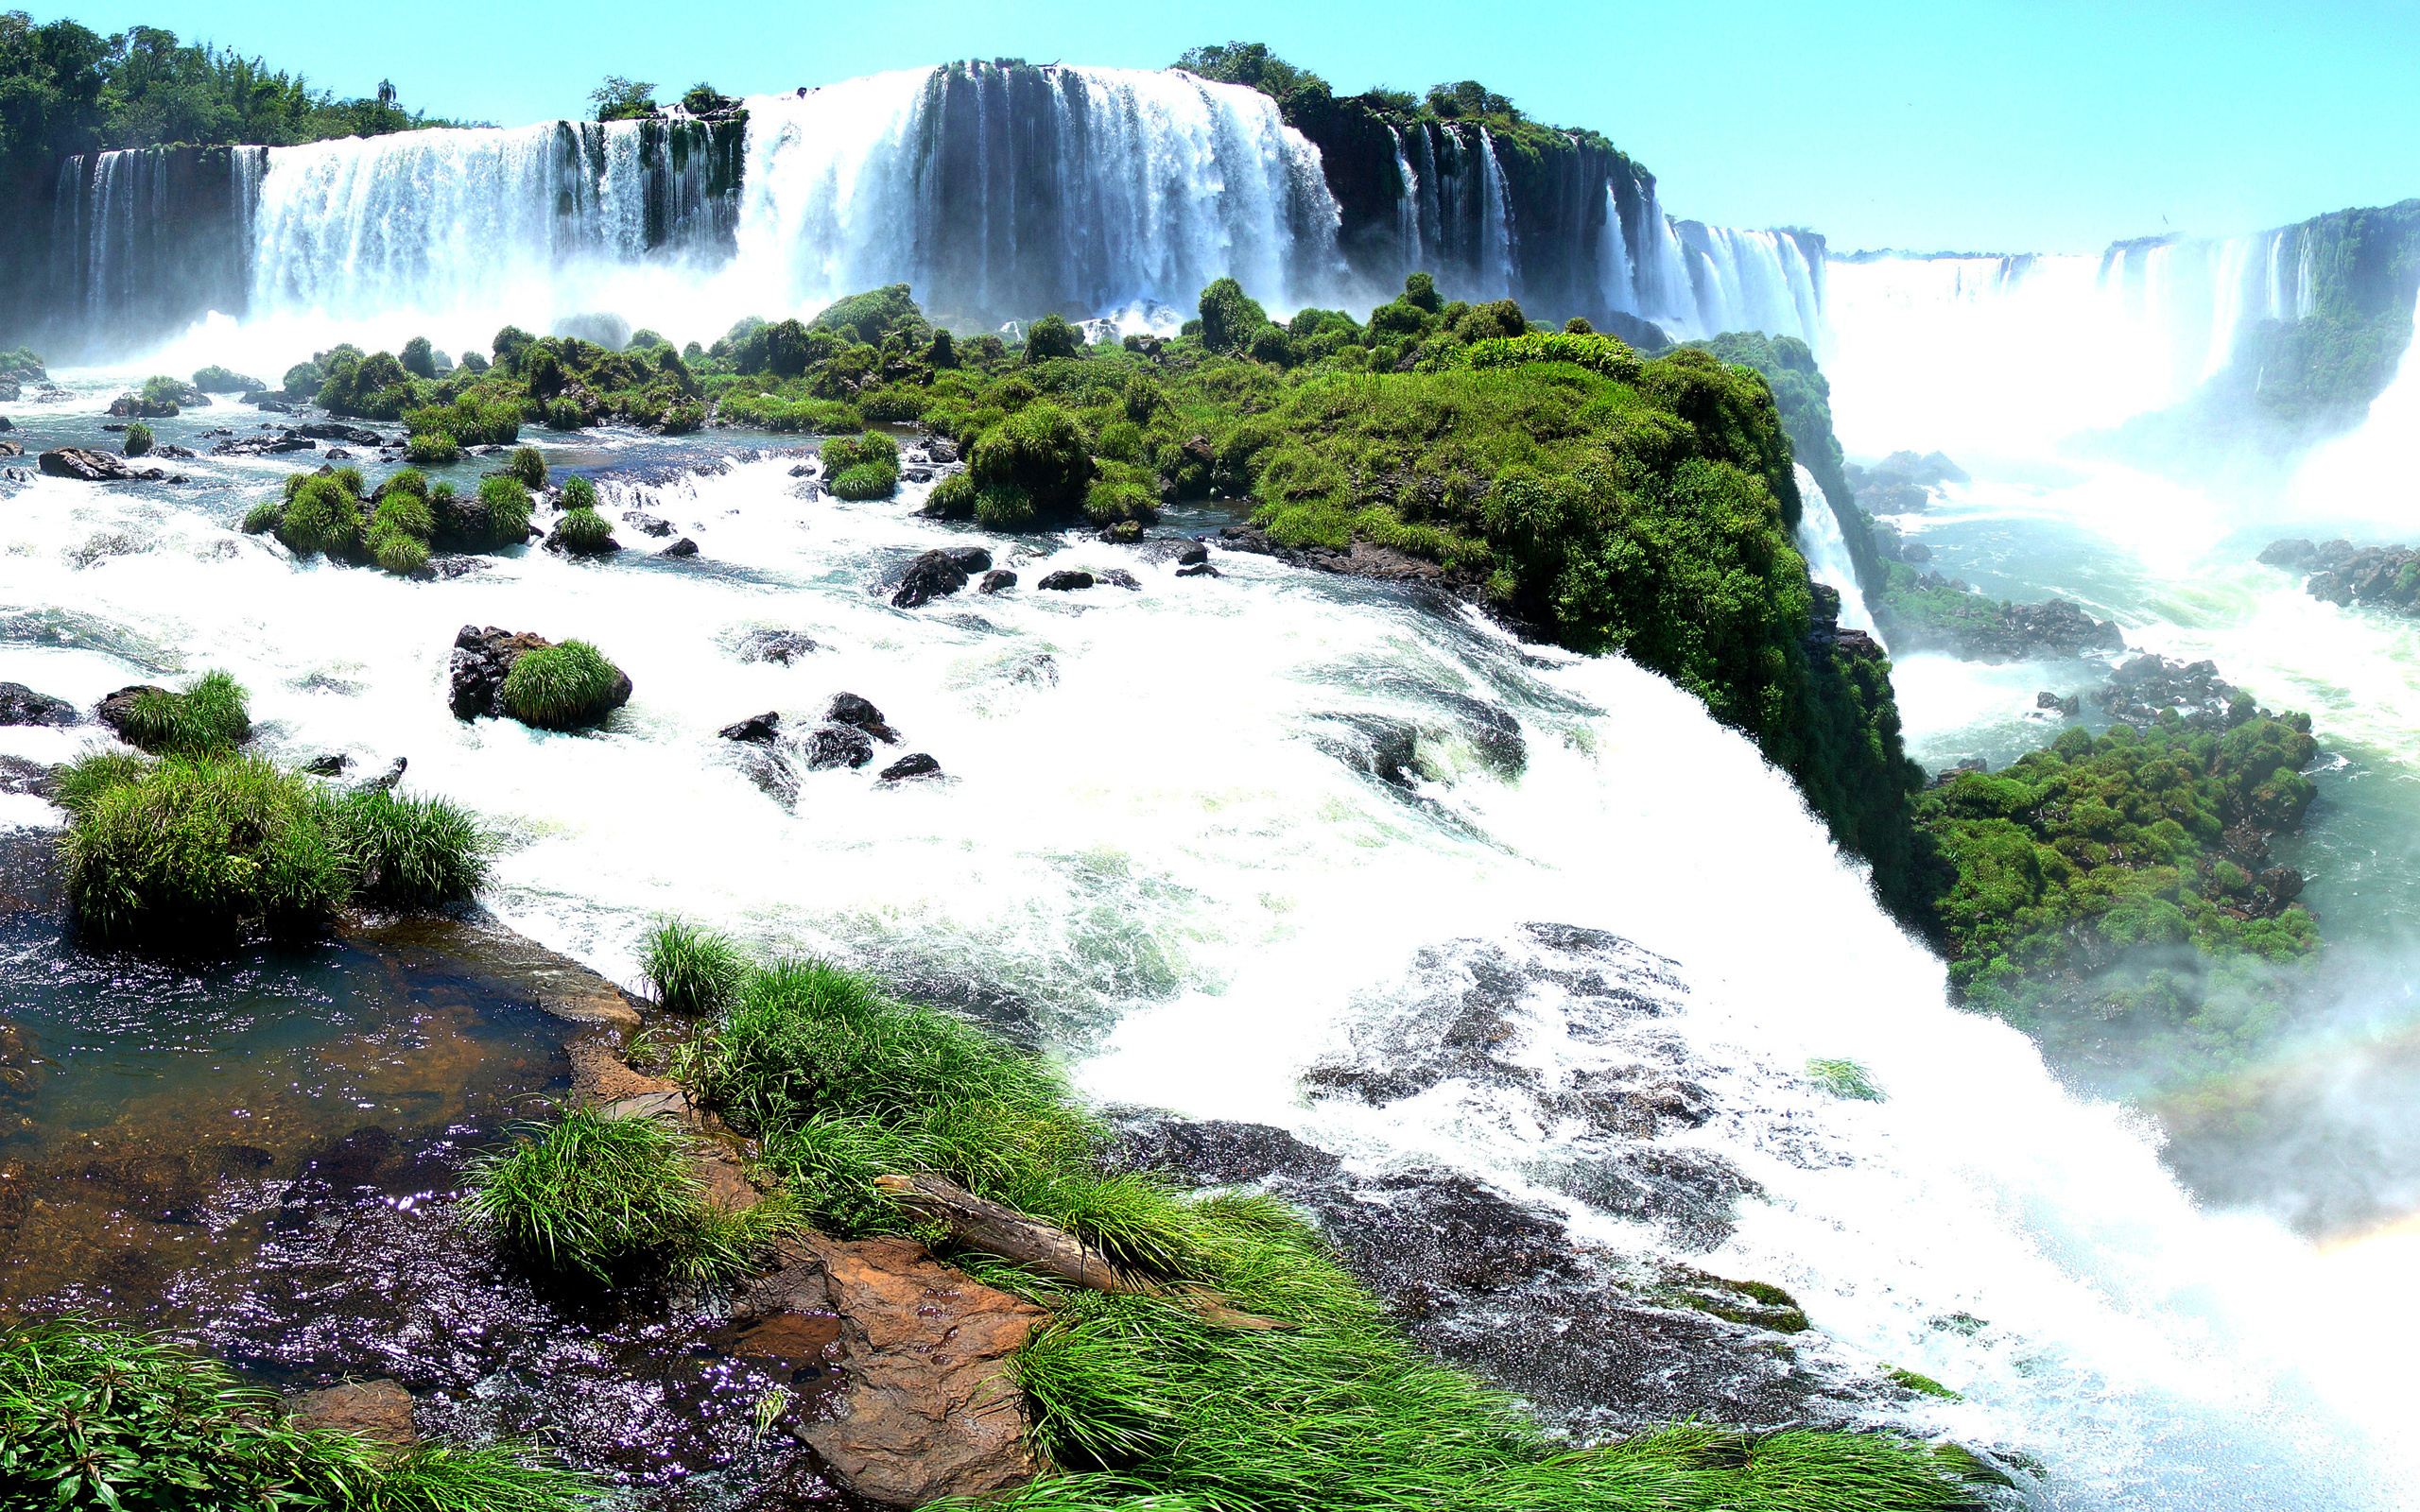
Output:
(1474, 127), (1515, 300)
(1793, 464), (1880, 641)
(1597, 182), (1634, 318)
(1387, 125), (1423, 269)
(46, 145), (257, 354)
(1665, 223), (1827, 345)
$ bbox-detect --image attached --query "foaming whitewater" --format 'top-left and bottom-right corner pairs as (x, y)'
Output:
(1793, 464), (1878, 638)
(0, 430), (2410, 1503)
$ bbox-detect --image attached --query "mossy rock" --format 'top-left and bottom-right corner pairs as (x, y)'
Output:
(1653, 1268), (1811, 1333)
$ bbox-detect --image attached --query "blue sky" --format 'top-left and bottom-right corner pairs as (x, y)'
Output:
(31, 0), (2420, 251)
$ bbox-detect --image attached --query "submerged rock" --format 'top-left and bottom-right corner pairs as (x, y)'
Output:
(736, 628), (819, 664)
(719, 711), (781, 744)
(878, 752), (942, 782)
(825, 693), (899, 743)
(288, 1379), (418, 1449)
(804, 722), (875, 770)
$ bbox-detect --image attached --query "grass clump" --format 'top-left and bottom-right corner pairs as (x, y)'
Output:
(1806, 1057), (1885, 1102)
(642, 918), (749, 1014)
(277, 469), (369, 559)
(552, 507), (617, 555)
(920, 470), (976, 520)
(464, 1105), (797, 1285)
(510, 445), (548, 488)
(0, 1317), (597, 1511)
(821, 431), (900, 500)
(333, 788), (492, 907)
(477, 475), (535, 545)
(967, 400), (1093, 524)
(117, 669), (251, 755)
(496, 640), (627, 730)
(559, 475), (598, 510)
(406, 430), (460, 464)
(122, 421), (153, 456)
(57, 747), (493, 947)
(666, 954), (1991, 1512)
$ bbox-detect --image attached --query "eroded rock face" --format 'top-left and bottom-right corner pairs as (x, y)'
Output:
(741, 1233), (1044, 1507)
(40, 447), (160, 482)
(825, 693), (899, 744)
(0, 683), (75, 727)
(446, 627), (555, 721)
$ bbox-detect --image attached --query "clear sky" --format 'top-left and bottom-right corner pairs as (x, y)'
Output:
(27, 0), (2420, 252)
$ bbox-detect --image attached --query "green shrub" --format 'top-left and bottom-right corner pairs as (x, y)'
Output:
(1806, 1058), (1885, 1101)
(117, 670), (251, 756)
(510, 445), (548, 488)
(278, 473), (366, 559)
(401, 335), (438, 378)
(62, 752), (343, 943)
(829, 462), (896, 500)
(1197, 276), (1268, 352)
(121, 421), (153, 456)
(1024, 313), (1083, 362)
(480, 475), (534, 543)
(407, 430), (460, 464)
(558, 475), (599, 513)
(1095, 418), (1144, 461)
(1084, 461), (1159, 525)
(546, 397), (587, 431)
(922, 471), (977, 520)
(554, 507), (617, 553)
(969, 401), (1093, 521)
(465, 1105), (797, 1284)
(821, 431), (898, 472)
(407, 394), (522, 447)
(139, 373), (184, 410)
(460, 348), (492, 373)
(975, 483), (1035, 530)
(0, 1318), (600, 1512)
(281, 359), (324, 395)
(497, 641), (627, 730)
(859, 386), (926, 421)
(332, 788), (491, 906)
(240, 498), (282, 534)
(372, 493), (434, 541)
(642, 918), (750, 1014)
(372, 532), (430, 575)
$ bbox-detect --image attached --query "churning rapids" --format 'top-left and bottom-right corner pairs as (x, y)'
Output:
(9, 57), (2420, 1512)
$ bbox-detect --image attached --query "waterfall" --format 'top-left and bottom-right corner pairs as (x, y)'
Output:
(1662, 222), (1827, 345)
(1387, 125), (1423, 269)
(1793, 464), (1879, 640)
(1474, 127), (1515, 299)
(1826, 227), (2319, 455)
(1596, 182), (1634, 318)
(732, 64), (1340, 329)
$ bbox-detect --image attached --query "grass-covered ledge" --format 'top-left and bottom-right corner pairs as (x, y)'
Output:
(596, 933), (2001, 1512)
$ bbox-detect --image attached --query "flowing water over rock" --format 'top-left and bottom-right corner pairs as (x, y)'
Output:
(2, 367), (2414, 1503)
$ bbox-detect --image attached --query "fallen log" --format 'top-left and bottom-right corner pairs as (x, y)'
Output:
(873, 1173), (1289, 1330)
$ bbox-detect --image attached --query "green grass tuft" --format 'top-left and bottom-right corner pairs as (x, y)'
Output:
(558, 475), (598, 511)
(642, 918), (749, 1015)
(406, 430), (460, 464)
(496, 641), (626, 730)
(478, 476), (534, 545)
(332, 788), (492, 908)
(464, 1105), (797, 1284)
(120, 669), (251, 755)
(554, 507), (616, 553)
(62, 753), (346, 943)
(241, 497), (283, 534)
(1806, 1057), (1886, 1102)
(509, 445), (548, 489)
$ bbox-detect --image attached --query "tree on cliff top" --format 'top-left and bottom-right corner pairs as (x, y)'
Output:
(588, 76), (658, 122)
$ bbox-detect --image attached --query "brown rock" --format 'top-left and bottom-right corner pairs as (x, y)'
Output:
(748, 1233), (1044, 1506)
(289, 1378), (418, 1448)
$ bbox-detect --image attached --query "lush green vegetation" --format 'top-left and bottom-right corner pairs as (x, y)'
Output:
(465, 1106), (797, 1285)
(1915, 714), (2321, 1077)
(246, 465), (525, 567)
(59, 683), (490, 944)
(552, 506), (616, 554)
(495, 640), (626, 730)
(114, 668), (250, 754)
(192, 363), (260, 392)
(121, 420), (152, 455)
(1684, 331), (1883, 598)
(646, 952), (1990, 1511)
(821, 430), (901, 500)
(642, 917), (749, 1015)
(0, 13), (461, 182)
(0, 1317), (596, 1511)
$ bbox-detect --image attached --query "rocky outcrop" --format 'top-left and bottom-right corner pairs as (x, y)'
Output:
(94, 684), (170, 740)
(2099, 654), (2256, 730)
(39, 447), (164, 482)
(804, 722), (875, 770)
(718, 712), (781, 744)
(825, 693), (899, 744)
(890, 546), (992, 609)
(1881, 573), (2126, 662)
(2264, 537), (2420, 614)
(445, 627), (631, 725)
(0, 683), (76, 727)
(737, 1233), (1043, 1507)
(1215, 523), (1460, 589)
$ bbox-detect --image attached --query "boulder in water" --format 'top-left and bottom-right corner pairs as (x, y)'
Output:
(1036, 570), (1094, 592)
(719, 711), (781, 745)
(978, 569), (1016, 594)
(891, 548), (976, 609)
(39, 448), (144, 482)
(623, 511), (674, 537)
(0, 682), (76, 727)
(825, 693), (899, 743)
(804, 722), (874, 770)
(878, 752), (942, 782)
(660, 537), (700, 558)
(288, 1379), (419, 1450)
(736, 629), (819, 664)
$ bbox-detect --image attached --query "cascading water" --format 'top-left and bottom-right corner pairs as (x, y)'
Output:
(0, 429), (2411, 1503)
(1793, 463), (1880, 640)
(1673, 223), (1826, 346)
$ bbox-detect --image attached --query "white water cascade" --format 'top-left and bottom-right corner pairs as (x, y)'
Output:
(1793, 464), (1880, 640)
(0, 431), (2411, 1503)
(1824, 228), (2310, 457)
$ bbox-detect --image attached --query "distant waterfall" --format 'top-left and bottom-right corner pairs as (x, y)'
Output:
(1794, 464), (1880, 641)
(1673, 223), (1826, 345)
(1825, 228), (2315, 454)
(48, 145), (263, 350)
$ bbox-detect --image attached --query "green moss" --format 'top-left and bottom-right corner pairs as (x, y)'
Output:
(1885, 1366), (1963, 1401)
(497, 640), (627, 730)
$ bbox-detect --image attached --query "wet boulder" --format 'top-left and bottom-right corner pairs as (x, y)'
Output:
(0, 682), (76, 727)
(890, 548), (977, 609)
(978, 569), (1016, 594)
(1036, 570), (1093, 592)
(826, 693), (899, 743)
(878, 752), (942, 782)
(39, 448), (145, 482)
(288, 1379), (418, 1450)
(623, 511), (674, 537)
(660, 537), (700, 558)
(804, 722), (875, 770)
(719, 711), (781, 745)
(736, 629), (819, 664)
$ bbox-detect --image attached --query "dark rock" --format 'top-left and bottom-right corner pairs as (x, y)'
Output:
(357, 757), (407, 795)
(736, 629), (819, 664)
(544, 519), (622, 557)
(95, 685), (171, 741)
(323, 448), (354, 461)
(1098, 568), (1141, 590)
(1175, 561), (1220, 577)
(38, 447), (136, 482)
(2098, 653), (2256, 731)
(1098, 520), (1143, 544)
(926, 439), (959, 464)
(878, 752), (942, 782)
(445, 626), (610, 722)
(149, 444), (195, 459)
(891, 549), (972, 609)
(660, 537), (699, 558)
(1036, 570), (1094, 592)
(719, 711), (781, 744)
(1216, 523), (1453, 587)
(1900, 541), (1932, 564)
(1313, 713), (1425, 789)
(826, 693), (899, 743)
(787, 463), (815, 478)
(2258, 539), (2316, 568)
(295, 422), (382, 446)
(248, 396), (294, 413)
(1109, 1112), (1344, 1187)
(804, 722), (875, 770)
(2035, 690), (2081, 718)
(623, 511), (674, 537)
(977, 569), (1016, 594)
(0, 682), (76, 727)
(1176, 541), (1209, 566)
(302, 753), (350, 776)
(210, 432), (316, 456)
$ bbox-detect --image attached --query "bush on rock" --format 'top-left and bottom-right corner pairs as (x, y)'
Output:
(497, 640), (630, 730)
